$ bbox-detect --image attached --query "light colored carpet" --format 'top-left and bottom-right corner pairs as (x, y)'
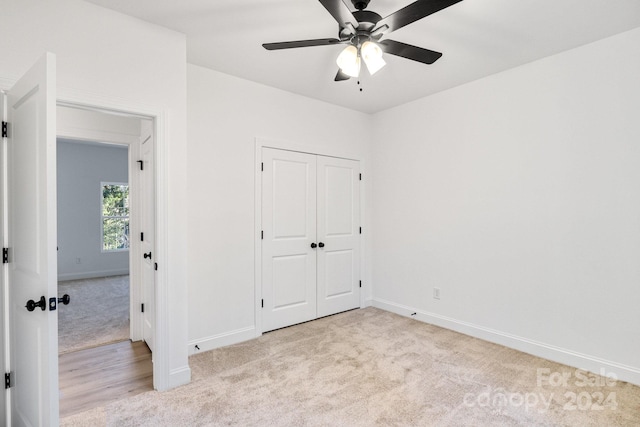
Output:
(58, 275), (130, 354)
(61, 307), (640, 426)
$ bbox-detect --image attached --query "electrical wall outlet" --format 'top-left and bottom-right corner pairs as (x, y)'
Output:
(433, 287), (441, 300)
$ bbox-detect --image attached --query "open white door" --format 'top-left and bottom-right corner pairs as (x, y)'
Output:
(140, 120), (155, 353)
(7, 53), (58, 426)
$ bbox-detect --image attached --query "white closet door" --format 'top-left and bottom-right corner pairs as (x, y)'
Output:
(316, 155), (360, 317)
(262, 148), (317, 332)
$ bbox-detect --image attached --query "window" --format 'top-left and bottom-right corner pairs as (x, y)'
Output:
(102, 182), (130, 251)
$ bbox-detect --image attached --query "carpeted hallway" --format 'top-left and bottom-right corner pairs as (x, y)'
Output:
(61, 307), (640, 426)
(58, 275), (130, 354)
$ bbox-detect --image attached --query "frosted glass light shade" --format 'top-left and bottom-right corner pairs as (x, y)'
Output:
(361, 41), (386, 75)
(336, 45), (361, 78)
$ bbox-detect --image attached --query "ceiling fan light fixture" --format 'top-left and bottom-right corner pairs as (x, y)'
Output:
(336, 45), (361, 78)
(361, 41), (386, 75)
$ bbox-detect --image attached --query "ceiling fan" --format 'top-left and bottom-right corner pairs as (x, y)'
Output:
(262, 0), (463, 81)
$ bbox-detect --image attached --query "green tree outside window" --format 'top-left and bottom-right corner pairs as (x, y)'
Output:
(102, 183), (130, 251)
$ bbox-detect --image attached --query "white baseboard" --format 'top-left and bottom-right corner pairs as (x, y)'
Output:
(58, 269), (129, 281)
(168, 365), (191, 390)
(372, 297), (640, 387)
(188, 326), (256, 356)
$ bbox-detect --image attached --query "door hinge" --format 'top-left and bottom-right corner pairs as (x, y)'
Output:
(5, 372), (11, 389)
(359, 280), (362, 288)
(137, 160), (144, 171)
(261, 230), (264, 240)
(140, 232), (144, 241)
(2, 121), (7, 138)
(141, 303), (145, 313)
(154, 262), (158, 271)
(2, 248), (8, 264)
(359, 227), (362, 234)
(261, 162), (264, 172)
(359, 173), (362, 181)
(261, 299), (264, 308)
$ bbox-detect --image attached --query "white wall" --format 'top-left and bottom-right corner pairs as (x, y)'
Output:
(371, 28), (640, 385)
(0, 0), (189, 390)
(186, 64), (373, 353)
(57, 140), (129, 280)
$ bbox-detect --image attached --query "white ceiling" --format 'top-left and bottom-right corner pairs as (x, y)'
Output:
(84, 0), (640, 114)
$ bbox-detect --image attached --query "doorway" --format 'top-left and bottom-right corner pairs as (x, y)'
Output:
(56, 139), (131, 354)
(55, 105), (155, 416)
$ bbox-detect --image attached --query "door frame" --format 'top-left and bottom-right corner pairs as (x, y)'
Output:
(55, 91), (171, 391)
(0, 87), (7, 426)
(254, 137), (366, 336)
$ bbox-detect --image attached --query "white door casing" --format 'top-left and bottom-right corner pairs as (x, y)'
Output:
(0, 73), (7, 427)
(140, 120), (156, 353)
(7, 53), (59, 426)
(316, 156), (360, 317)
(261, 148), (317, 332)
(261, 147), (360, 332)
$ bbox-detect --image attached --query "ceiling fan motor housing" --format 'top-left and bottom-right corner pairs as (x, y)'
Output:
(340, 10), (383, 41)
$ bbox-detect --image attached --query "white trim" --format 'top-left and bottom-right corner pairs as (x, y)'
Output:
(188, 326), (256, 356)
(371, 297), (640, 387)
(154, 107), (177, 391)
(257, 136), (361, 161)
(0, 77), (13, 92)
(253, 140), (263, 337)
(58, 269), (129, 282)
(168, 366), (192, 389)
(254, 137), (366, 337)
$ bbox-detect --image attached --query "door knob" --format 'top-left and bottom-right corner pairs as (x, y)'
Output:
(58, 294), (71, 305)
(318, 242), (325, 248)
(25, 296), (46, 312)
(310, 242), (317, 249)
(144, 252), (152, 259)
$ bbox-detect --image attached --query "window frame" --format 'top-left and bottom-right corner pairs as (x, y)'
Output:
(100, 181), (130, 253)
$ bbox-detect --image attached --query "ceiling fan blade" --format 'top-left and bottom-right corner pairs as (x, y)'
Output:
(379, 40), (442, 64)
(334, 69), (351, 81)
(373, 0), (463, 35)
(318, 0), (359, 28)
(263, 38), (344, 50)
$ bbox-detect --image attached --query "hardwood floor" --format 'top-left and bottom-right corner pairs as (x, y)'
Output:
(59, 340), (153, 418)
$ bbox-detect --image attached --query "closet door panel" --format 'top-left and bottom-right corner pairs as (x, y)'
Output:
(262, 148), (317, 332)
(317, 156), (360, 317)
